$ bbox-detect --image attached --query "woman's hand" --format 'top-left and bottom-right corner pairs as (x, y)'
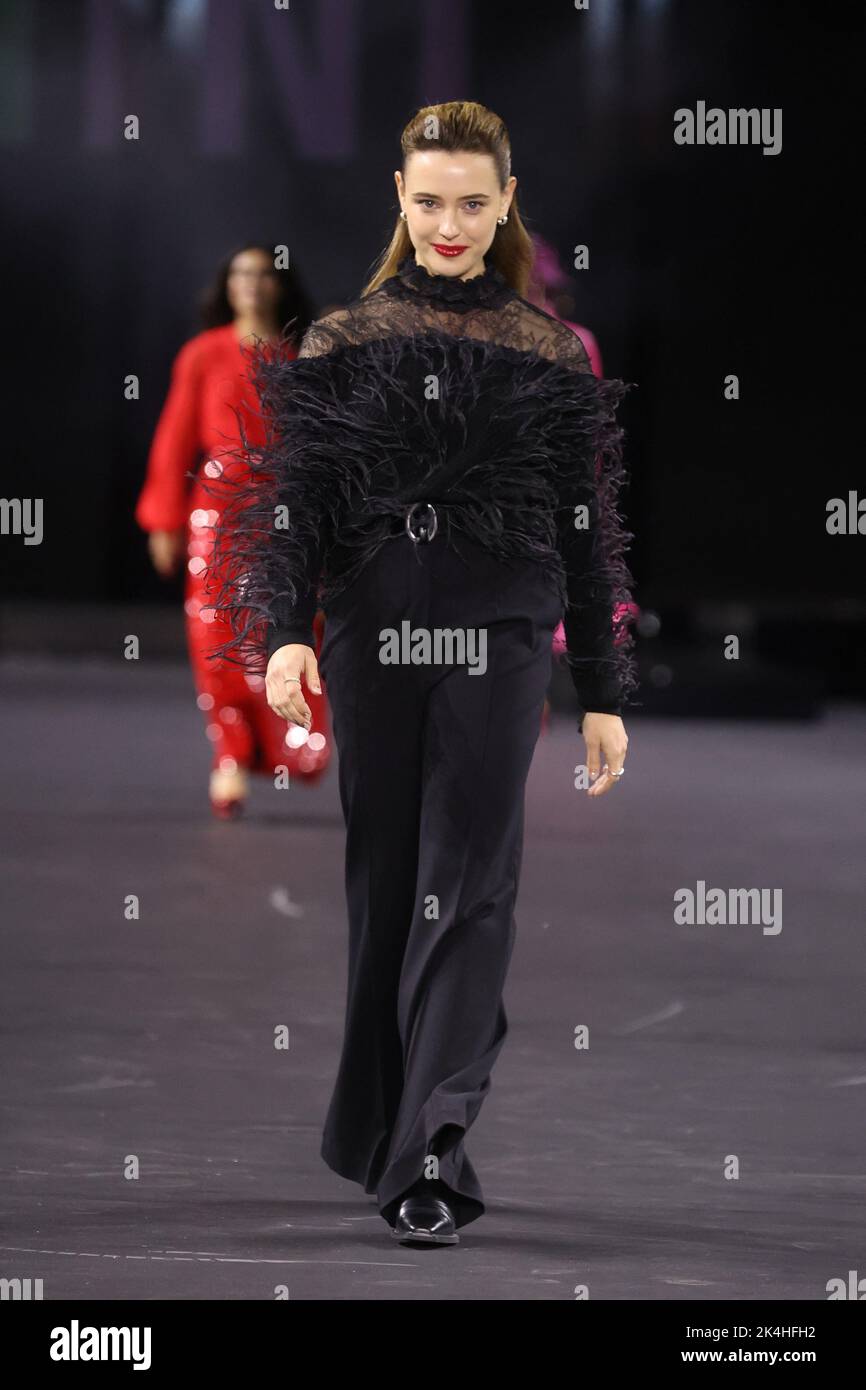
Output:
(266, 644), (322, 729)
(582, 712), (628, 797)
(148, 528), (186, 577)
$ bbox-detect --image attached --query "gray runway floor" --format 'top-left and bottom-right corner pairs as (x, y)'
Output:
(1, 656), (864, 1300)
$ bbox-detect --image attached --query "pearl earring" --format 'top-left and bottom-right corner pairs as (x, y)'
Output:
(497, 214), (508, 225)
(400, 211), (407, 220)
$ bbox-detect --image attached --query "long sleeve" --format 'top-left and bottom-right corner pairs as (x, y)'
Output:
(262, 322), (341, 658)
(264, 531), (324, 658)
(135, 337), (204, 532)
(547, 327), (638, 726)
(202, 319), (350, 672)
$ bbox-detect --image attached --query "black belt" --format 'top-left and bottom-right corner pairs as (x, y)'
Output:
(347, 497), (465, 544)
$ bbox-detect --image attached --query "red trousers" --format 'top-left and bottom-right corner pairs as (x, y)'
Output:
(183, 480), (332, 783)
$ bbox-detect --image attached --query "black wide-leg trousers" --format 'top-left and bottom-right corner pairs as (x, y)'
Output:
(316, 525), (562, 1229)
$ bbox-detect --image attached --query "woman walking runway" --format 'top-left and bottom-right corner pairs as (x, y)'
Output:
(136, 244), (331, 817)
(208, 102), (638, 1244)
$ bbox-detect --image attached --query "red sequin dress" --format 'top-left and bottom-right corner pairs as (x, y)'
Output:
(135, 323), (331, 782)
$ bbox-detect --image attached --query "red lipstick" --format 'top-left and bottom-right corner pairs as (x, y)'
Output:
(431, 244), (468, 257)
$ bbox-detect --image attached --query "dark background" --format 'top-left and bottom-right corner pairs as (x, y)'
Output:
(1, 0), (862, 708)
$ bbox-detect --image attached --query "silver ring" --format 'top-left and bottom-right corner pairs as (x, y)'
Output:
(606, 765), (625, 778)
(283, 676), (301, 685)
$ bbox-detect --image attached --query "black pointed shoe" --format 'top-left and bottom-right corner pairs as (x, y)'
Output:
(391, 1195), (460, 1245)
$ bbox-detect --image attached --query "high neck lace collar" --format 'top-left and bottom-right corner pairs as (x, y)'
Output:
(388, 253), (511, 311)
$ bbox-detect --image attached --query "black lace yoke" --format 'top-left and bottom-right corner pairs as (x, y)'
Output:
(203, 252), (638, 718)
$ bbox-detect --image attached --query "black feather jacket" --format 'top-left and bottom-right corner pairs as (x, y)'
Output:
(204, 253), (638, 720)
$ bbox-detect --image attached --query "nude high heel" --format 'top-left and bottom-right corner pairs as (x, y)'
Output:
(209, 768), (249, 819)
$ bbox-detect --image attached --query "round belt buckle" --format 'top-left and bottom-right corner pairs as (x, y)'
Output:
(405, 501), (438, 543)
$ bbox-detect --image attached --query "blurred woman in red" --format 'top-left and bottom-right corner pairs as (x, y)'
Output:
(135, 243), (332, 817)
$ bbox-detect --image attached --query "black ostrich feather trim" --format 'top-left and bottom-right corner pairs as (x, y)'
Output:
(199, 327), (638, 710)
(386, 253), (512, 312)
